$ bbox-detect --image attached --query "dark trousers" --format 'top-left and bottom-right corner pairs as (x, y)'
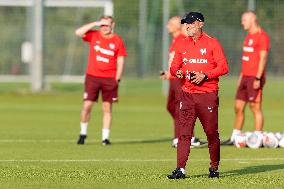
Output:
(167, 79), (183, 138)
(177, 91), (220, 169)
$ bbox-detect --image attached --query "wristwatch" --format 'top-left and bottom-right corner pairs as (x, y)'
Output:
(204, 74), (208, 81)
(255, 77), (261, 81)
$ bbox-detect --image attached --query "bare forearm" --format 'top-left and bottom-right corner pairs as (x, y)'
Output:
(116, 57), (125, 81)
(75, 22), (100, 37)
(256, 51), (268, 78)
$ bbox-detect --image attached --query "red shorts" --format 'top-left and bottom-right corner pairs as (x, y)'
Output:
(84, 75), (118, 103)
(236, 76), (265, 103)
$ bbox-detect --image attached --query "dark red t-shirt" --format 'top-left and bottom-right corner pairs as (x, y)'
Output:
(83, 30), (127, 78)
(170, 32), (228, 93)
(241, 29), (270, 77)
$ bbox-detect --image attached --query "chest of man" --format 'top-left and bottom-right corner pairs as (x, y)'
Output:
(243, 35), (261, 54)
(181, 41), (215, 67)
(91, 35), (119, 58)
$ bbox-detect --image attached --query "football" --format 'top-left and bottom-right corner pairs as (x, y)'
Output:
(277, 133), (284, 148)
(234, 133), (246, 148)
(246, 132), (263, 149)
(262, 132), (279, 148)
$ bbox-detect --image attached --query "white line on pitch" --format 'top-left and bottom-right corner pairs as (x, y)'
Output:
(0, 138), (171, 143)
(0, 158), (284, 163)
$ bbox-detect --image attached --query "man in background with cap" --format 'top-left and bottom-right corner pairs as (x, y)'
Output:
(75, 16), (127, 145)
(167, 12), (228, 179)
(160, 16), (203, 148)
(223, 11), (270, 145)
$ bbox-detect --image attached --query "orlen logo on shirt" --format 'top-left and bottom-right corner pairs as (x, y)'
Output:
(183, 58), (208, 64)
(94, 45), (115, 56)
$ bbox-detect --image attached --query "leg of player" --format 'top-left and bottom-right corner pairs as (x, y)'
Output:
(197, 93), (220, 178)
(249, 101), (264, 131)
(102, 101), (112, 145)
(168, 92), (196, 179)
(77, 100), (94, 144)
(167, 81), (178, 148)
(223, 99), (246, 145)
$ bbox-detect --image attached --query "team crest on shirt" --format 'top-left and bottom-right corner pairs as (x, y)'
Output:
(248, 39), (253, 46)
(200, 48), (206, 55)
(109, 43), (115, 49)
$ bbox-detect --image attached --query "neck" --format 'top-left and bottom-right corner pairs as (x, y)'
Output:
(249, 24), (260, 34)
(191, 30), (202, 41)
(172, 30), (181, 38)
(100, 31), (114, 38)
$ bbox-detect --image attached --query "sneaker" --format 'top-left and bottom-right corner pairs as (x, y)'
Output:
(172, 138), (178, 148)
(77, 135), (87, 145)
(102, 139), (111, 145)
(208, 167), (219, 178)
(167, 168), (185, 179)
(191, 137), (201, 147)
(221, 139), (234, 145)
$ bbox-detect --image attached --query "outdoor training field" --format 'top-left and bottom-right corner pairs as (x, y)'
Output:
(0, 77), (283, 189)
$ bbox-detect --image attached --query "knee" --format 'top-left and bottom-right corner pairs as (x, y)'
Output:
(249, 103), (260, 112)
(103, 103), (112, 114)
(179, 134), (192, 141)
(82, 104), (92, 115)
(234, 105), (244, 115)
(207, 132), (220, 143)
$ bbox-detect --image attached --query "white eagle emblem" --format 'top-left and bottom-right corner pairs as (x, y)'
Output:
(109, 43), (115, 49)
(200, 48), (206, 55)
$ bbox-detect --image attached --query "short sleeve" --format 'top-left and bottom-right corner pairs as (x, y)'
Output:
(259, 33), (270, 51)
(117, 38), (127, 57)
(82, 30), (96, 42)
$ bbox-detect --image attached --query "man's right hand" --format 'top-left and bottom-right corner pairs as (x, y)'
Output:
(98, 19), (112, 26)
(176, 70), (183, 78)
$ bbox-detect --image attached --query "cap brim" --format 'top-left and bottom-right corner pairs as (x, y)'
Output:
(181, 18), (195, 24)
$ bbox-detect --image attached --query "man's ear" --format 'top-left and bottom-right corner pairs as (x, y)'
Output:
(199, 22), (204, 29)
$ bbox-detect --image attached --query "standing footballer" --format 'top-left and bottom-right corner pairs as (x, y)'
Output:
(75, 16), (127, 145)
(223, 11), (270, 145)
(167, 12), (228, 179)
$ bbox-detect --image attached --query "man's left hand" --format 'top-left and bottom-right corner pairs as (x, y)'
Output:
(191, 73), (206, 85)
(253, 80), (260, 89)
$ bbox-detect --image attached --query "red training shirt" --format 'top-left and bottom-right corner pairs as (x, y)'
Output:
(83, 30), (127, 78)
(170, 32), (228, 93)
(168, 34), (187, 80)
(241, 29), (270, 77)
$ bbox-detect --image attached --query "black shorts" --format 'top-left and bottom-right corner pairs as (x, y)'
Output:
(83, 75), (118, 103)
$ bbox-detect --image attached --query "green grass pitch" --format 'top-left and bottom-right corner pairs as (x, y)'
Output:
(0, 77), (283, 189)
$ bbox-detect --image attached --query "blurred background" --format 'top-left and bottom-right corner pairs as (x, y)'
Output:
(0, 0), (283, 91)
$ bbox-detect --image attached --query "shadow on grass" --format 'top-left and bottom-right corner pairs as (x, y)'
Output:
(221, 164), (284, 177)
(190, 164), (284, 178)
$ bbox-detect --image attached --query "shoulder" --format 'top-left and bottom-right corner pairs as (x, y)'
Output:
(112, 33), (125, 42)
(259, 29), (270, 39)
(203, 33), (221, 45)
(175, 37), (188, 52)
